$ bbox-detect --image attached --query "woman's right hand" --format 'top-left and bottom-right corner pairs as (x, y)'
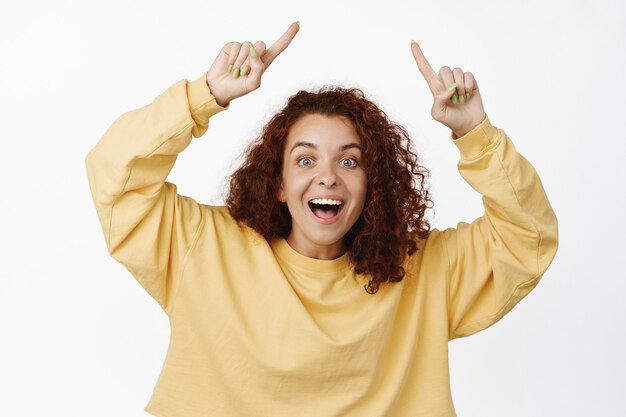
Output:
(206, 22), (300, 107)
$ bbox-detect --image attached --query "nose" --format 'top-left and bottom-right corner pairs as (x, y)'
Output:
(317, 163), (338, 187)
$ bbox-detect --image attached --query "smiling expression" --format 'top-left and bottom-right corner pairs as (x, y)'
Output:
(277, 114), (367, 260)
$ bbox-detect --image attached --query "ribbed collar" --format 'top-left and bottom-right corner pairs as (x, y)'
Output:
(270, 237), (352, 275)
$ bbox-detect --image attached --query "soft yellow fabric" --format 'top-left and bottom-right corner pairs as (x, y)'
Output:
(85, 73), (558, 417)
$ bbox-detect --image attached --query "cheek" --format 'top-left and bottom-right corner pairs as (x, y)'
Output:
(281, 172), (309, 201)
(357, 173), (368, 199)
(290, 169), (312, 186)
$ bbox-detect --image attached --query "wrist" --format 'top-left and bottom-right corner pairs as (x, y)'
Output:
(452, 113), (487, 139)
(205, 76), (230, 108)
(214, 96), (230, 108)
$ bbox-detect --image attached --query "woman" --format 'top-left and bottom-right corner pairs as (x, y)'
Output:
(86, 22), (558, 417)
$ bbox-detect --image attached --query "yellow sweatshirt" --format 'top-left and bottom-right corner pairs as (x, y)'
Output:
(85, 73), (558, 417)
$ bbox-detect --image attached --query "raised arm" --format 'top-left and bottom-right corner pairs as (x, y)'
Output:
(85, 23), (299, 314)
(410, 41), (559, 339)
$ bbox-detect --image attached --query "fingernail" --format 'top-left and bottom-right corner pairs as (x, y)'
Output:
(447, 83), (457, 92)
(240, 65), (249, 76)
(466, 92), (471, 100)
(232, 68), (240, 78)
(459, 94), (465, 104)
(250, 46), (258, 58)
(227, 64), (233, 72)
(411, 39), (417, 45)
(451, 94), (458, 104)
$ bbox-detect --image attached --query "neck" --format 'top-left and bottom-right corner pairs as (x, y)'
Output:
(285, 235), (347, 260)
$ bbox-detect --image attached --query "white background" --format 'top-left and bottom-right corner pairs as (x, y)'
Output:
(1, 0), (624, 416)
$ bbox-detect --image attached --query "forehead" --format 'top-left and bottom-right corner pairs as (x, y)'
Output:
(285, 114), (361, 151)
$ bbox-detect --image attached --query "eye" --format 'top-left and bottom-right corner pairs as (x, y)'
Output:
(341, 157), (358, 168)
(297, 157), (313, 167)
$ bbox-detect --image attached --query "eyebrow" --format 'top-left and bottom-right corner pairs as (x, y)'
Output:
(289, 142), (362, 155)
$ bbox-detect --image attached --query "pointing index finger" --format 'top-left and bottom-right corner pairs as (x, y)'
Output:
(411, 41), (437, 86)
(262, 21), (300, 69)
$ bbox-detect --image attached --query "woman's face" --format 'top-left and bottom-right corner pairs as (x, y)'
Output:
(278, 114), (367, 260)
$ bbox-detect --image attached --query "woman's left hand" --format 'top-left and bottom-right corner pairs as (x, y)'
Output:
(410, 41), (487, 138)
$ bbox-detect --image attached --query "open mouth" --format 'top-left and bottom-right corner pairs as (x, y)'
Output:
(308, 199), (345, 220)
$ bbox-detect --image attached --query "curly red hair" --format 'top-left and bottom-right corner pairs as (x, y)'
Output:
(226, 86), (433, 294)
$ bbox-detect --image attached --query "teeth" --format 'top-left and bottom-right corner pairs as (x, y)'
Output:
(310, 198), (343, 205)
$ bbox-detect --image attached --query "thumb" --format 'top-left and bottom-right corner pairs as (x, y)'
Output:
(431, 81), (457, 117)
(252, 40), (267, 58)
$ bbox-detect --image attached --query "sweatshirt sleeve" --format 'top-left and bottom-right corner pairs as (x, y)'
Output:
(85, 72), (227, 315)
(439, 115), (559, 340)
